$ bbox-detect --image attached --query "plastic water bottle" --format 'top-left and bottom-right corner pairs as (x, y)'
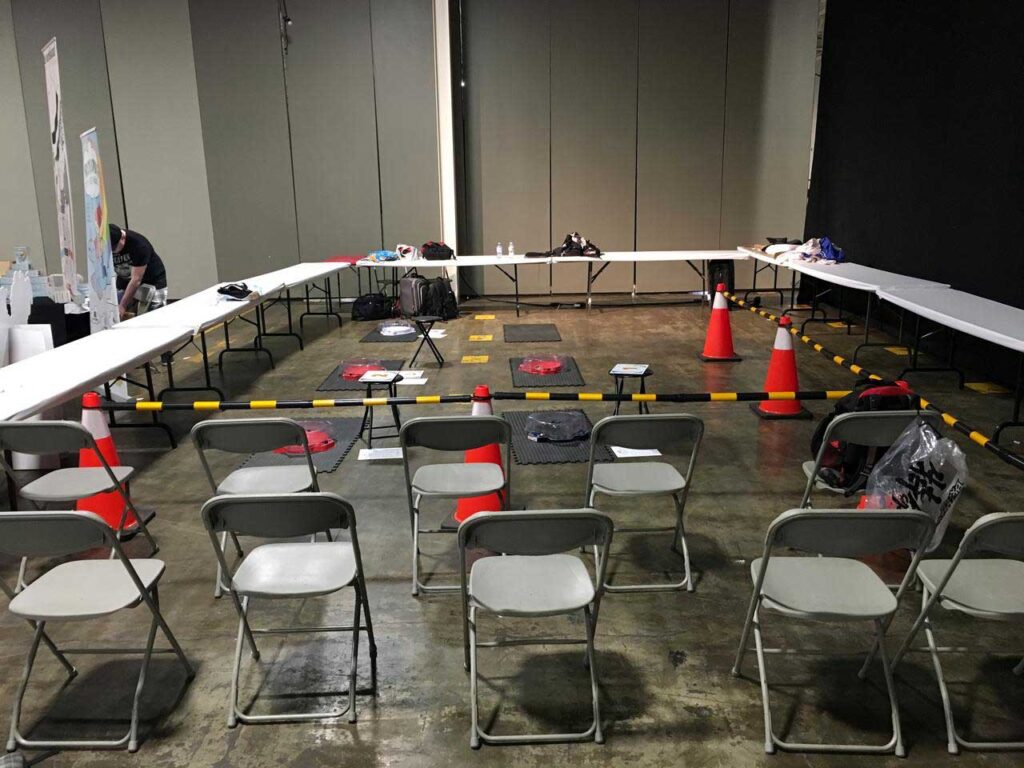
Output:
(496, 241), (503, 257)
(508, 241), (515, 256)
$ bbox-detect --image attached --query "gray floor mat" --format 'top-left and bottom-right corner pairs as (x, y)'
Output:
(237, 418), (363, 473)
(317, 359), (405, 391)
(509, 356), (585, 388)
(503, 410), (613, 465)
(503, 323), (561, 342)
(360, 328), (417, 343)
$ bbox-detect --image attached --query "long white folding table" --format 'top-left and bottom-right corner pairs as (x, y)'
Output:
(877, 286), (1024, 442)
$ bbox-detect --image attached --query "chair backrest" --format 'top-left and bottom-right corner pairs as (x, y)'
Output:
(201, 492), (354, 539)
(400, 416), (510, 453)
(590, 413), (704, 452)
(802, 410), (942, 507)
(0, 420), (94, 456)
(0, 510), (113, 558)
(766, 508), (935, 558)
(459, 509), (612, 556)
(961, 512), (1024, 558)
(191, 417), (309, 455)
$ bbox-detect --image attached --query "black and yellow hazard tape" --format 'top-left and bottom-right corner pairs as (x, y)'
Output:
(722, 290), (1024, 473)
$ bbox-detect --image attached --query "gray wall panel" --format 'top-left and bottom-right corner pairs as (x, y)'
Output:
(0, 0), (44, 265)
(190, 0), (298, 281)
(371, 0), (441, 248)
(463, 0), (550, 296)
(549, 0), (638, 293)
(635, 0), (728, 293)
(721, 0), (818, 248)
(12, 0), (124, 275)
(101, 0), (217, 298)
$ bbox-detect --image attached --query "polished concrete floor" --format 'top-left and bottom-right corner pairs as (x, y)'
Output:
(2, 294), (1023, 767)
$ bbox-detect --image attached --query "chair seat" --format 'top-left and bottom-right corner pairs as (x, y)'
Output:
(752, 556), (897, 621)
(592, 462), (685, 495)
(470, 554), (595, 617)
(411, 463), (504, 498)
(9, 559), (164, 621)
(216, 466), (314, 495)
(919, 559), (1024, 618)
(20, 466), (134, 502)
(232, 542), (357, 598)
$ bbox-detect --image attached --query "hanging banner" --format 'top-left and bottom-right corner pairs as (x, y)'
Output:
(42, 38), (77, 295)
(80, 128), (119, 332)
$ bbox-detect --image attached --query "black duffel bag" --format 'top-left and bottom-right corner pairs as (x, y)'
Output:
(351, 292), (394, 321)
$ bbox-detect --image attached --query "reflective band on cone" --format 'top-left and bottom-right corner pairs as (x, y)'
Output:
(454, 384), (505, 523)
(76, 391), (140, 529)
(699, 283), (742, 362)
(752, 317), (812, 420)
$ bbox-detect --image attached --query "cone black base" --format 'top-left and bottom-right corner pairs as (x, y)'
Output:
(698, 353), (742, 363)
(750, 402), (813, 420)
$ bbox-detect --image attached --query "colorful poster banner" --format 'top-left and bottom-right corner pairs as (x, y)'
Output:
(80, 128), (119, 332)
(42, 38), (77, 295)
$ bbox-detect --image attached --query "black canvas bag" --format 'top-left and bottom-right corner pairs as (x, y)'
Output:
(351, 292), (393, 321)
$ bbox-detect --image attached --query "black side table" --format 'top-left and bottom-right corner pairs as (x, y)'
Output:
(358, 372), (404, 447)
(609, 365), (652, 415)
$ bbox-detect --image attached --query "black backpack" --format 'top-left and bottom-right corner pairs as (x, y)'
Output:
(351, 292), (394, 321)
(421, 241), (454, 261)
(810, 380), (919, 494)
(422, 277), (459, 320)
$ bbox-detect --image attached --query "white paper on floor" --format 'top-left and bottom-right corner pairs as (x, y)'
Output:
(397, 378), (428, 386)
(399, 370), (424, 378)
(358, 447), (403, 461)
(610, 446), (661, 458)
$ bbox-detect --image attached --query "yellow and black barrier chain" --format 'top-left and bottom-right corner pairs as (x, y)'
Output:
(91, 389), (853, 413)
(722, 290), (1024, 473)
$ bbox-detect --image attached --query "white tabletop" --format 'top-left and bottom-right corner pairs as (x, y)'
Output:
(246, 261), (349, 292)
(877, 287), (1024, 354)
(787, 260), (949, 293)
(594, 250), (744, 263)
(0, 326), (194, 421)
(737, 246), (786, 264)
(115, 284), (281, 335)
(358, 251), (746, 269)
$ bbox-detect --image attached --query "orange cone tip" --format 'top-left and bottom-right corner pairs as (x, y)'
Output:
(752, 316), (811, 420)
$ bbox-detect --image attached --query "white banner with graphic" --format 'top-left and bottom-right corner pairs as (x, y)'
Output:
(42, 38), (77, 295)
(80, 128), (119, 333)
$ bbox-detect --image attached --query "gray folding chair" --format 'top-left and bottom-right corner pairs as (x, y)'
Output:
(0, 511), (193, 753)
(0, 420), (157, 556)
(585, 414), (703, 592)
(400, 416), (511, 595)
(191, 417), (320, 597)
(801, 410), (940, 507)
(201, 492), (376, 726)
(732, 507), (934, 756)
(458, 510), (613, 748)
(891, 512), (1024, 754)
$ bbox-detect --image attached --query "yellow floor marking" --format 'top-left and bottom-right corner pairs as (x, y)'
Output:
(461, 355), (489, 364)
(828, 321), (852, 329)
(469, 334), (493, 342)
(474, 314), (496, 320)
(885, 346), (909, 356)
(966, 381), (1011, 395)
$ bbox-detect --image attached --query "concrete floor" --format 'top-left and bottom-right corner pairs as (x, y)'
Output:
(2, 295), (1023, 767)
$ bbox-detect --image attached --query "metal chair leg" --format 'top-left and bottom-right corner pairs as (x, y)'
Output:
(468, 605), (481, 749)
(348, 589), (362, 723)
(128, 608), (161, 752)
(6, 623), (43, 752)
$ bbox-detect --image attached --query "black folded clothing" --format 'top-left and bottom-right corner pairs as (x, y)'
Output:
(217, 282), (251, 301)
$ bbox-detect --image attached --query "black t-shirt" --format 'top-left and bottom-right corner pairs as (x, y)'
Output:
(113, 230), (167, 290)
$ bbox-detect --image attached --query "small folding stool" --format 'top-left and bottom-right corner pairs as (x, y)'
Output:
(410, 316), (445, 367)
(359, 370), (403, 448)
(609, 364), (652, 415)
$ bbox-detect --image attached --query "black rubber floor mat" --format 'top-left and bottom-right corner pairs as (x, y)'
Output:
(360, 328), (417, 343)
(238, 418), (362, 473)
(503, 323), (561, 342)
(503, 410), (612, 465)
(317, 359), (405, 391)
(510, 356), (584, 388)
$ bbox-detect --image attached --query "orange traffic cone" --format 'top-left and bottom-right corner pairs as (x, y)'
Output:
(77, 391), (139, 530)
(453, 385), (505, 523)
(751, 316), (811, 419)
(700, 283), (741, 362)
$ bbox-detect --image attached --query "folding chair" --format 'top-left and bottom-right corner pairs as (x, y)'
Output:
(201, 493), (376, 726)
(800, 410), (940, 507)
(0, 511), (193, 753)
(192, 418), (320, 597)
(732, 507), (934, 756)
(400, 416), (511, 595)
(0, 420), (157, 556)
(891, 512), (1024, 754)
(584, 414), (703, 592)
(458, 510), (613, 748)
